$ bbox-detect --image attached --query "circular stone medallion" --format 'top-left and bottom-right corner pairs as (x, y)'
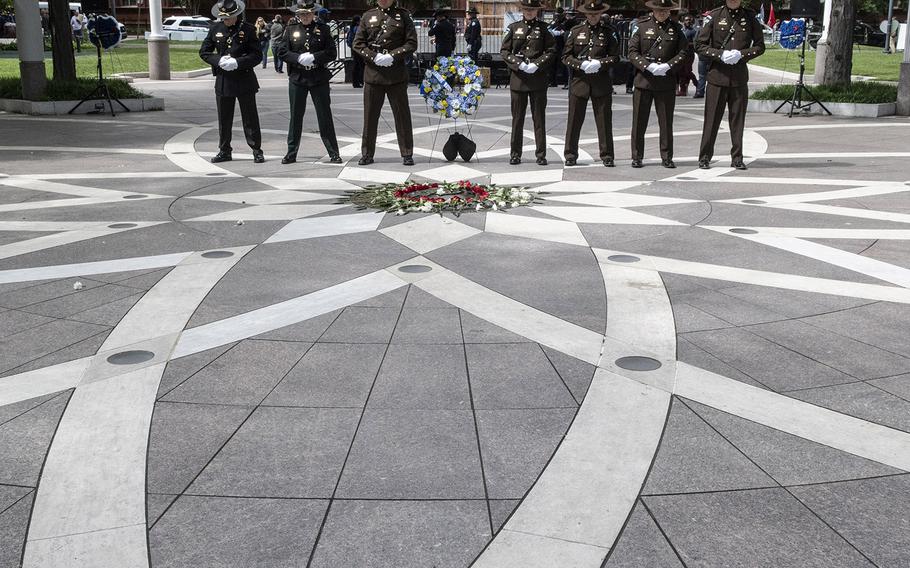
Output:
(108, 223), (138, 229)
(615, 356), (662, 371)
(107, 350), (155, 365)
(398, 265), (433, 274)
(729, 228), (758, 235)
(607, 255), (641, 263)
(202, 250), (235, 259)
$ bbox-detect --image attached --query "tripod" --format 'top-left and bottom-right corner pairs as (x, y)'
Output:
(774, 22), (831, 117)
(69, 36), (130, 117)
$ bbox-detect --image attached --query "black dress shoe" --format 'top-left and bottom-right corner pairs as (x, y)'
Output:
(329, 155), (343, 164)
(537, 157), (548, 166)
(281, 153), (296, 165)
(626, 87), (633, 94)
(693, 93), (704, 99)
(565, 158), (577, 167)
(252, 150), (265, 164)
(211, 152), (231, 163)
(358, 156), (374, 166)
(631, 159), (643, 168)
(662, 159), (676, 169)
(731, 159), (748, 170)
(402, 155), (414, 166)
(603, 158), (615, 167)
(698, 160), (710, 169)
(509, 156), (521, 165)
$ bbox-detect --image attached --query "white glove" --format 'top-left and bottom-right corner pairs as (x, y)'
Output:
(524, 62), (539, 74)
(551, 29), (563, 36)
(297, 52), (315, 66)
(646, 62), (660, 74)
(584, 59), (601, 74)
(727, 49), (742, 64)
(373, 53), (394, 67)
(518, 61), (529, 72)
(579, 60), (591, 72)
(219, 56), (238, 71)
(653, 63), (670, 76)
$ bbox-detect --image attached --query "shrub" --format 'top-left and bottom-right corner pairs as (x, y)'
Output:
(0, 77), (149, 101)
(751, 81), (897, 104)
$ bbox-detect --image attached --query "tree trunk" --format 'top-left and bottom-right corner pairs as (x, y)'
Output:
(48, 0), (76, 81)
(820, 0), (854, 86)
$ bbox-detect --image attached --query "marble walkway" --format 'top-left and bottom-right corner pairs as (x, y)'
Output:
(1, 66), (909, 568)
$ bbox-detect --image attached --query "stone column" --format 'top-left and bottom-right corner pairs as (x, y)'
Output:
(147, 0), (170, 80)
(898, 19), (910, 115)
(14, 0), (48, 99)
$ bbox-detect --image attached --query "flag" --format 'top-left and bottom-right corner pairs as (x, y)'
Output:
(757, 3), (765, 24)
(767, 3), (777, 28)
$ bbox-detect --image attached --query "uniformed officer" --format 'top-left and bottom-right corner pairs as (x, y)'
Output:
(500, 0), (556, 166)
(464, 7), (482, 62)
(352, 0), (418, 166)
(277, 1), (341, 164)
(627, 0), (688, 168)
(562, 0), (620, 167)
(199, 0), (263, 163)
(428, 10), (456, 57)
(695, 0), (764, 170)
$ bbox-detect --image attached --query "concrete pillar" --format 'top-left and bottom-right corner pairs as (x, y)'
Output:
(147, 0), (170, 80)
(814, 0), (834, 84)
(897, 25), (910, 115)
(14, 0), (47, 100)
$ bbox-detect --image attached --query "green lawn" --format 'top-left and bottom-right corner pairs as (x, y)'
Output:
(754, 45), (902, 81)
(0, 42), (208, 78)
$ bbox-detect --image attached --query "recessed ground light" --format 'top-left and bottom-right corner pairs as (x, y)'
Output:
(677, 176), (697, 180)
(122, 194), (147, 200)
(607, 255), (641, 263)
(615, 356), (662, 371)
(206, 173), (228, 176)
(742, 199), (767, 204)
(108, 223), (138, 229)
(106, 350), (155, 365)
(398, 265), (432, 273)
(729, 228), (758, 234)
(201, 250), (235, 258)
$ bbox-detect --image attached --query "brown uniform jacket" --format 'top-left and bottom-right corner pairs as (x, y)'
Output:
(500, 18), (557, 92)
(627, 16), (689, 91)
(562, 20), (620, 99)
(695, 6), (765, 87)
(352, 6), (418, 85)
(276, 21), (336, 87)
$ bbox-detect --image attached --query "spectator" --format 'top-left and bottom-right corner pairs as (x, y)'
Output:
(346, 15), (364, 88)
(677, 13), (698, 96)
(70, 10), (83, 53)
(464, 7), (482, 61)
(889, 17), (899, 53)
(548, 7), (568, 88)
(270, 15), (285, 73)
(255, 16), (270, 68)
(428, 10), (455, 57)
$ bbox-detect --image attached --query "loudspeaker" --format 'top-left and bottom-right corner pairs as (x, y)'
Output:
(81, 0), (111, 14)
(790, 0), (820, 18)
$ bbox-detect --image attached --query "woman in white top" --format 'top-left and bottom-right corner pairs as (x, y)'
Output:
(70, 10), (83, 52)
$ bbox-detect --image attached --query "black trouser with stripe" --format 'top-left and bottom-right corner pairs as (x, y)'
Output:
(216, 93), (261, 154)
(287, 81), (339, 159)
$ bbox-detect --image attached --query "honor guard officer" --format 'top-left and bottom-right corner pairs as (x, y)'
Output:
(695, 0), (764, 170)
(500, 0), (556, 166)
(352, 0), (418, 166)
(199, 0), (264, 164)
(428, 10), (456, 57)
(627, 0), (688, 168)
(464, 7), (482, 62)
(562, 0), (620, 167)
(277, 1), (342, 165)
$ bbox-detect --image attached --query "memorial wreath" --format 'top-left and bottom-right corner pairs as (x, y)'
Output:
(341, 180), (540, 216)
(420, 55), (485, 119)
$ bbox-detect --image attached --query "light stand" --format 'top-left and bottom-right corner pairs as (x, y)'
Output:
(774, 21), (831, 117)
(69, 30), (130, 117)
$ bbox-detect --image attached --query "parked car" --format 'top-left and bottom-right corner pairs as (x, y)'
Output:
(854, 22), (886, 47)
(161, 15), (211, 41)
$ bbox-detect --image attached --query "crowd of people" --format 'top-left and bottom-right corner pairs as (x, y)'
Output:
(199, 0), (764, 172)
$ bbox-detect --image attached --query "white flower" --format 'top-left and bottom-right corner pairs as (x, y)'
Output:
(498, 201), (506, 208)
(475, 203), (483, 211)
(73, 281), (84, 290)
(420, 203), (433, 212)
(492, 203), (498, 211)
(396, 209), (405, 216)
(436, 188), (445, 195)
(519, 190), (531, 200)
(511, 201), (519, 208)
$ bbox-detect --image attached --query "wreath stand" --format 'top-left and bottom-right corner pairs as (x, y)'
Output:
(421, 57), (485, 164)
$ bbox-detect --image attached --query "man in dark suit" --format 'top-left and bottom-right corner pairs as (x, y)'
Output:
(428, 10), (456, 57)
(627, 0), (689, 168)
(695, 0), (764, 169)
(500, 0), (556, 165)
(276, 1), (341, 165)
(352, 0), (418, 166)
(562, 0), (620, 167)
(199, 0), (264, 163)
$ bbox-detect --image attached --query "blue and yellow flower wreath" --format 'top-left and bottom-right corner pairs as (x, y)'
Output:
(420, 56), (485, 119)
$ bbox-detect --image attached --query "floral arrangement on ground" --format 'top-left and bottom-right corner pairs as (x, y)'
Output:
(340, 180), (541, 216)
(420, 56), (484, 119)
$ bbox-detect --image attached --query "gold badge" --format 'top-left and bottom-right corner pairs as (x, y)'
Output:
(645, 28), (656, 35)
(215, 32), (224, 37)
(578, 33), (587, 39)
(515, 28), (525, 35)
(369, 15), (378, 23)
(293, 31), (300, 38)
(719, 19), (728, 26)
